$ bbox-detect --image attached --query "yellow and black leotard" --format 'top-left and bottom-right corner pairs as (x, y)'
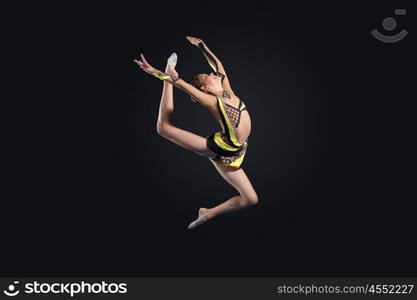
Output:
(198, 42), (249, 169)
(206, 96), (248, 168)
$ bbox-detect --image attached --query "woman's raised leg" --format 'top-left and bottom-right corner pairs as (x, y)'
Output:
(156, 58), (214, 157)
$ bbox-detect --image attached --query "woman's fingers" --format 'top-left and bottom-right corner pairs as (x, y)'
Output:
(186, 36), (197, 45)
(133, 54), (156, 74)
(140, 54), (150, 65)
(191, 38), (202, 45)
(134, 54), (149, 68)
(133, 59), (144, 68)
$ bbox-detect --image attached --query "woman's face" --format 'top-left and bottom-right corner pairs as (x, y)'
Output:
(198, 73), (222, 91)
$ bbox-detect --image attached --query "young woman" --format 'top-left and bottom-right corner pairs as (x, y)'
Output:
(134, 36), (258, 229)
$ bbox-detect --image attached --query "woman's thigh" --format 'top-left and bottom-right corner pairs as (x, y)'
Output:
(211, 161), (257, 199)
(160, 124), (215, 158)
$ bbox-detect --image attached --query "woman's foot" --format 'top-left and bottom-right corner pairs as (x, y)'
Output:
(167, 52), (177, 67)
(187, 208), (211, 230)
(165, 52), (177, 74)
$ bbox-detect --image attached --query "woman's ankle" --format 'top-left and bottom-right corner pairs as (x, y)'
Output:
(199, 207), (214, 220)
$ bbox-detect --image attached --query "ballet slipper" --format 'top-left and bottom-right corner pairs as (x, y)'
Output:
(167, 52), (177, 67)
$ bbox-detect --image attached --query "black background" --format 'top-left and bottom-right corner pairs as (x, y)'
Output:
(2, 1), (415, 276)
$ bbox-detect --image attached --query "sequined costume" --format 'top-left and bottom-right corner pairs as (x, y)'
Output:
(206, 96), (248, 168)
(196, 42), (250, 169)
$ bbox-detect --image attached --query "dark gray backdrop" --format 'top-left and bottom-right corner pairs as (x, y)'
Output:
(2, 1), (415, 276)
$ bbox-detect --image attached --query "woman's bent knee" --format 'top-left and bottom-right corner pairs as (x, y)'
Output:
(243, 192), (259, 206)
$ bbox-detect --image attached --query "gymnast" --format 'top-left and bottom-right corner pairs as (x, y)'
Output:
(134, 36), (258, 229)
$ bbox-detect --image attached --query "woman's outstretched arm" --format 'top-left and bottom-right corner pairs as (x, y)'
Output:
(186, 36), (236, 97)
(134, 54), (217, 110)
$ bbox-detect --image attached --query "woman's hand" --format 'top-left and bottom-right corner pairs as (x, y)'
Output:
(167, 65), (179, 78)
(133, 54), (156, 75)
(186, 36), (203, 46)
